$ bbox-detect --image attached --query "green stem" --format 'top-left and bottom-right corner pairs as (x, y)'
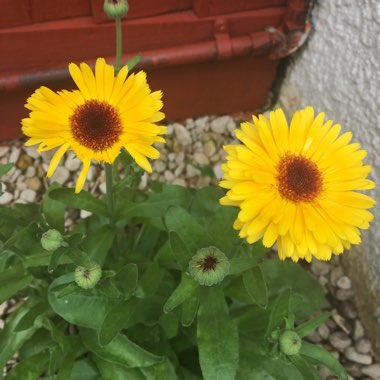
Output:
(105, 163), (115, 227)
(115, 17), (123, 73)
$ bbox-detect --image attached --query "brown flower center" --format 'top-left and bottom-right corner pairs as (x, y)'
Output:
(198, 256), (218, 272)
(70, 100), (122, 152)
(278, 154), (322, 202)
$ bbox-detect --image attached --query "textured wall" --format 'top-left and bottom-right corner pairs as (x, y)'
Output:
(277, 0), (380, 355)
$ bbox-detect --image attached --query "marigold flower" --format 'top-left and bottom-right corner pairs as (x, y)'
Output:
(75, 261), (102, 289)
(22, 58), (165, 193)
(220, 107), (376, 262)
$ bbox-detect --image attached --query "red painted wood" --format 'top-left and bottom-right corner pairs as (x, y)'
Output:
(193, 0), (286, 17)
(0, 0), (31, 29)
(92, 0), (192, 23)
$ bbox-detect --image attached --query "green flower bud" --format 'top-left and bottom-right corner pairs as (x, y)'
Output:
(41, 229), (64, 252)
(280, 330), (302, 356)
(103, 0), (129, 18)
(188, 246), (230, 286)
(75, 261), (102, 289)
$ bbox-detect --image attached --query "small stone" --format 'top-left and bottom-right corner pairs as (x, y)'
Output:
(164, 170), (174, 183)
(361, 364), (380, 379)
(174, 123), (192, 146)
(9, 147), (21, 164)
(341, 302), (357, 319)
(318, 275), (329, 287)
(175, 152), (185, 165)
(213, 164), (223, 179)
(24, 146), (40, 159)
(344, 347), (372, 365)
(0, 191), (13, 205)
(332, 309), (351, 334)
(329, 331), (351, 351)
(86, 166), (97, 181)
(172, 178), (186, 187)
(25, 177), (42, 191)
(355, 338), (372, 354)
(193, 152), (209, 166)
(20, 189), (37, 203)
(194, 116), (210, 130)
(25, 166), (36, 178)
(41, 150), (55, 164)
(99, 182), (107, 194)
(345, 362), (362, 378)
(335, 289), (354, 301)
(174, 163), (185, 177)
(153, 160), (166, 173)
(168, 153), (176, 162)
(138, 173), (148, 190)
(210, 115), (232, 134)
(16, 175), (27, 191)
(337, 276), (352, 290)
(166, 124), (173, 135)
(317, 324), (330, 340)
(204, 140), (217, 157)
(310, 260), (330, 276)
(17, 154), (33, 170)
(65, 154), (81, 172)
(186, 164), (200, 178)
(330, 266), (344, 286)
(353, 320), (365, 340)
(0, 146), (10, 157)
(80, 210), (92, 219)
(306, 330), (322, 343)
(50, 167), (70, 185)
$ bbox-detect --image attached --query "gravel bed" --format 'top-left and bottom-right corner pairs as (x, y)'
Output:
(1, 114), (379, 379)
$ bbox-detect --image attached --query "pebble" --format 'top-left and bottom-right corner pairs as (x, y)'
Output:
(335, 289), (355, 301)
(24, 146), (39, 159)
(361, 364), (380, 379)
(329, 331), (352, 351)
(307, 330), (322, 343)
(317, 324), (330, 340)
(210, 115), (232, 134)
(311, 260), (330, 276)
(204, 140), (217, 157)
(174, 163), (185, 177)
(65, 154), (81, 172)
(20, 189), (36, 203)
(173, 123), (192, 146)
(330, 266), (344, 286)
(193, 152), (209, 165)
(355, 338), (372, 354)
(164, 170), (174, 182)
(153, 160), (166, 173)
(344, 347), (372, 365)
(341, 302), (358, 320)
(0, 146), (10, 157)
(337, 276), (352, 290)
(9, 147), (21, 164)
(16, 176), (27, 191)
(25, 166), (36, 178)
(50, 167), (70, 185)
(172, 178), (186, 187)
(17, 154), (33, 170)
(80, 210), (92, 219)
(25, 177), (42, 191)
(99, 182), (107, 194)
(0, 191), (13, 205)
(213, 164), (223, 179)
(353, 320), (365, 340)
(186, 164), (200, 178)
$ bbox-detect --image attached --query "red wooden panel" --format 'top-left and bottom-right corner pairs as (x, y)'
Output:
(0, 8), (284, 74)
(91, 0), (192, 23)
(0, 0), (32, 29)
(193, 0), (286, 17)
(30, 0), (91, 23)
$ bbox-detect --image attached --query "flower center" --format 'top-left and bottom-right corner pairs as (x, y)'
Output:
(198, 255), (218, 272)
(70, 100), (122, 152)
(278, 154), (322, 202)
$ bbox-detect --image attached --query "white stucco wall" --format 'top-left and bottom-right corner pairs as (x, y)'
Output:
(277, 0), (380, 354)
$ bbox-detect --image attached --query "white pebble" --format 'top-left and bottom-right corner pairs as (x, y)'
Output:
(172, 178), (186, 187)
(0, 146), (10, 157)
(65, 154), (81, 172)
(16, 176), (27, 191)
(361, 364), (380, 379)
(204, 140), (217, 158)
(174, 123), (192, 146)
(50, 166), (70, 185)
(355, 338), (372, 354)
(9, 147), (21, 164)
(24, 146), (40, 159)
(337, 276), (352, 290)
(0, 191), (13, 205)
(80, 210), (92, 219)
(25, 166), (36, 178)
(153, 160), (166, 173)
(186, 164), (200, 178)
(20, 189), (37, 203)
(213, 164), (223, 179)
(193, 152), (209, 166)
(329, 331), (352, 352)
(210, 115), (233, 134)
(353, 320), (365, 340)
(99, 182), (107, 194)
(344, 347), (372, 365)
(164, 170), (174, 182)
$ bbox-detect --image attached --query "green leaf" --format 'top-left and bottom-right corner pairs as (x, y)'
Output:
(81, 225), (115, 265)
(113, 263), (138, 300)
(56, 347), (80, 380)
(82, 329), (163, 368)
(266, 289), (291, 335)
(65, 248), (92, 267)
(0, 223), (36, 254)
(169, 231), (192, 268)
(14, 302), (49, 332)
(98, 298), (138, 346)
(296, 312), (331, 338)
(300, 342), (348, 380)
(42, 183), (65, 232)
(165, 206), (213, 256)
(49, 188), (108, 216)
(126, 54), (142, 71)
(0, 303), (38, 371)
(163, 274), (198, 313)
(243, 266), (268, 308)
(190, 187), (224, 217)
(159, 312), (179, 339)
(181, 292), (199, 327)
(197, 287), (239, 380)
(135, 262), (165, 298)
(229, 256), (261, 275)
(92, 355), (145, 380)
(0, 163), (13, 177)
(289, 354), (323, 380)
(48, 246), (69, 272)
(48, 273), (116, 329)
(5, 350), (49, 380)
(0, 266), (33, 303)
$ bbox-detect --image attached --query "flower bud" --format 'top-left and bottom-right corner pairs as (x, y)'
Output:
(103, 0), (129, 18)
(279, 330), (302, 356)
(188, 246), (230, 286)
(75, 261), (102, 289)
(41, 229), (64, 252)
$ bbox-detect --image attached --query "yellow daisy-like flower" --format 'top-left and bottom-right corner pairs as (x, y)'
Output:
(22, 58), (165, 193)
(220, 107), (376, 262)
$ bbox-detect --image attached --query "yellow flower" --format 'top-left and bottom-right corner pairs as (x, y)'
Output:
(220, 107), (376, 262)
(22, 58), (165, 193)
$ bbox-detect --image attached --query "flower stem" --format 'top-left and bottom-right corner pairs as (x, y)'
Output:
(105, 163), (115, 226)
(115, 17), (123, 74)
